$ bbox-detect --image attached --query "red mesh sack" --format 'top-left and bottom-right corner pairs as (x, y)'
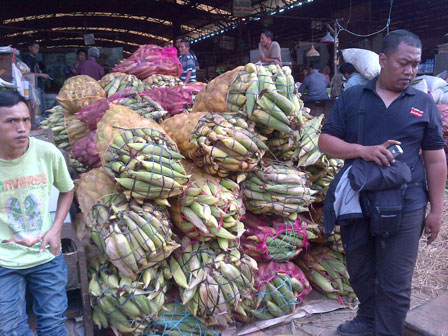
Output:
(113, 44), (182, 79)
(71, 131), (101, 170)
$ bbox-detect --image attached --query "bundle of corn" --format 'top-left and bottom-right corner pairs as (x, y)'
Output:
(241, 212), (320, 262)
(169, 237), (258, 327)
(69, 154), (87, 174)
(242, 163), (316, 219)
(170, 176), (245, 250)
(71, 131), (101, 170)
(307, 207), (345, 253)
(295, 114), (325, 167)
(76, 168), (180, 277)
(306, 154), (344, 203)
(236, 261), (312, 321)
(162, 112), (266, 177)
(40, 106), (89, 151)
(88, 255), (170, 333)
(40, 106), (70, 150)
(296, 245), (354, 300)
(56, 75), (106, 113)
(143, 74), (183, 88)
(146, 302), (220, 336)
(96, 105), (188, 201)
(99, 72), (147, 97)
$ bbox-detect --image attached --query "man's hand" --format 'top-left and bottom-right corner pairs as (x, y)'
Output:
(424, 211), (442, 244)
(40, 225), (62, 256)
(38, 73), (50, 80)
(359, 139), (401, 166)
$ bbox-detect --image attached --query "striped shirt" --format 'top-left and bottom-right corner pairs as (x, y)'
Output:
(179, 53), (196, 82)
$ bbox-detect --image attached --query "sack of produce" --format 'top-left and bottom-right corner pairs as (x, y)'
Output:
(415, 75), (447, 92)
(241, 212), (316, 262)
(162, 112), (266, 177)
(169, 237), (257, 327)
(193, 64), (303, 136)
(170, 175), (245, 250)
(144, 83), (205, 116)
(71, 130), (101, 170)
(242, 163), (316, 218)
(143, 74), (183, 88)
(76, 90), (167, 131)
(296, 245), (355, 300)
(146, 302), (220, 336)
(113, 44), (182, 79)
(411, 78), (428, 93)
(99, 72), (146, 97)
(96, 104), (188, 201)
(76, 168), (179, 277)
(88, 255), (170, 333)
(56, 75), (106, 113)
(342, 48), (380, 80)
(238, 261), (311, 321)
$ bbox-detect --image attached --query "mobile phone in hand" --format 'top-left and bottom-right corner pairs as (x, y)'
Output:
(388, 144), (403, 159)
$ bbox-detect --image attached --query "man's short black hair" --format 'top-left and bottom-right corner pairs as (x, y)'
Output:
(381, 29), (422, 56)
(262, 30), (273, 40)
(0, 90), (28, 109)
(310, 62), (320, 70)
(175, 36), (183, 42)
(76, 48), (87, 55)
(26, 40), (39, 48)
(339, 62), (356, 74)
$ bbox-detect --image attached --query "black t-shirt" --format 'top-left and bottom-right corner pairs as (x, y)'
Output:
(22, 54), (44, 88)
(322, 77), (445, 211)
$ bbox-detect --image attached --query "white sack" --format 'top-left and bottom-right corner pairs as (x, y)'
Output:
(411, 78), (428, 93)
(342, 48), (380, 80)
(415, 75), (447, 91)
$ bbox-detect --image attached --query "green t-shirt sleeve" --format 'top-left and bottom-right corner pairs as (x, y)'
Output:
(52, 149), (74, 193)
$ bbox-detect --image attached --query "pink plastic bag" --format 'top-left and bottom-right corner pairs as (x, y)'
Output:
(144, 83), (204, 116)
(113, 45), (183, 79)
(71, 131), (101, 169)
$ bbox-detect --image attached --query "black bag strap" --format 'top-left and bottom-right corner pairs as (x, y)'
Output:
(357, 93), (367, 145)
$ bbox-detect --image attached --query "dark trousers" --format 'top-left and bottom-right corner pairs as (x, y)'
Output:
(341, 208), (426, 336)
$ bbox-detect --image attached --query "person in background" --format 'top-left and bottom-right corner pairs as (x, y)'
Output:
(298, 68), (309, 83)
(0, 90), (74, 336)
(178, 40), (197, 84)
(76, 47), (104, 81)
(330, 65), (346, 98)
(21, 40), (50, 113)
(319, 30), (446, 336)
(298, 62), (329, 102)
(339, 62), (369, 89)
(175, 36), (199, 70)
(321, 65), (331, 86)
(64, 49), (86, 79)
(258, 30), (282, 66)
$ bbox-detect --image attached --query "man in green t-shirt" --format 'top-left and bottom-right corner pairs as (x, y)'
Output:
(0, 91), (74, 336)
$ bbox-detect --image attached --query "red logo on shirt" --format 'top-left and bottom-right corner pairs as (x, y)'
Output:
(410, 107), (424, 117)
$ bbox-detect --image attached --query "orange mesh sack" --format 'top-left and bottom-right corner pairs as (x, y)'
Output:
(57, 75), (106, 114)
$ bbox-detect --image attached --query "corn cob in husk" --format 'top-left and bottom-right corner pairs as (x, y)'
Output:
(99, 72), (146, 97)
(162, 112), (266, 178)
(88, 255), (171, 333)
(143, 74), (183, 88)
(146, 301), (220, 336)
(96, 105), (188, 201)
(296, 245), (355, 299)
(169, 237), (258, 328)
(56, 75), (106, 113)
(235, 261), (312, 321)
(242, 163), (316, 218)
(170, 173), (245, 250)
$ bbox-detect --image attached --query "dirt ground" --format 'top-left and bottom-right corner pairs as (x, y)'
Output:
(244, 197), (448, 336)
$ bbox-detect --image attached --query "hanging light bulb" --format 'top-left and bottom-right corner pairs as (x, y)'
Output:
(306, 44), (320, 57)
(320, 31), (335, 44)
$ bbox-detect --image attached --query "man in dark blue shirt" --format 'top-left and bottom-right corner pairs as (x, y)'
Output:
(319, 30), (446, 336)
(298, 62), (329, 102)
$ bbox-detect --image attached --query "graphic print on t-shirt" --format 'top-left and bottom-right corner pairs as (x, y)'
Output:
(1, 173), (47, 247)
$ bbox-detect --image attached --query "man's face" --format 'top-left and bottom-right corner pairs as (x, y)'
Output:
(379, 42), (421, 92)
(0, 102), (31, 154)
(179, 42), (189, 55)
(175, 39), (182, 50)
(28, 43), (39, 56)
(77, 51), (86, 63)
(260, 33), (270, 47)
